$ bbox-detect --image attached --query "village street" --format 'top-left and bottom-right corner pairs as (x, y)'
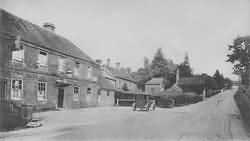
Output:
(0, 88), (249, 141)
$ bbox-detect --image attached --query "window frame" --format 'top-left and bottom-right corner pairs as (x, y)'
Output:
(12, 45), (24, 63)
(10, 79), (23, 100)
(38, 50), (48, 67)
(58, 57), (66, 73)
(87, 87), (92, 95)
(37, 81), (47, 101)
(73, 86), (80, 101)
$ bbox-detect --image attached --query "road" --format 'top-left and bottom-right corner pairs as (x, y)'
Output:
(0, 88), (249, 141)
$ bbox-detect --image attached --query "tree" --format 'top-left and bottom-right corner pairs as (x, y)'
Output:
(151, 48), (169, 77)
(178, 53), (193, 77)
(213, 70), (225, 89)
(227, 36), (250, 85)
(122, 83), (129, 91)
(224, 78), (233, 89)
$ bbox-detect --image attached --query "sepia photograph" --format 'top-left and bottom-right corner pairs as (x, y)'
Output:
(0, 0), (250, 140)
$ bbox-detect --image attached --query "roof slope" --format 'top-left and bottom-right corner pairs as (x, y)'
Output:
(0, 9), (93, 62)
(98, 76), (116, 91)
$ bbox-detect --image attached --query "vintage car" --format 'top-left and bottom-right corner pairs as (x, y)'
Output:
(132, 94), (156, 111)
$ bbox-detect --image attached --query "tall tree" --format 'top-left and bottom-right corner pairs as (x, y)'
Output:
(213, 70), (225, 89)
(151, 48), (175, 89)
(178, 53), (193, 77)
(227, 36), (250, 85)
(151, 48), (169, 77)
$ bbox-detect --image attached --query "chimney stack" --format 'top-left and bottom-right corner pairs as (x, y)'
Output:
(43, 22), (55, 32)
(115, 62), (120, 70)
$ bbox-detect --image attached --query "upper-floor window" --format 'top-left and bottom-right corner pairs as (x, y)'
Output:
(37, 81), (47, 101)
(73, 86), (80, 101)
(58, 57), (66, 72)
(11, 79), (22, 100)
(74, 61), (80, 76)
(38, 51), (48, 66)
(12, 46), (24, 63)
(87, 66), (93, 79)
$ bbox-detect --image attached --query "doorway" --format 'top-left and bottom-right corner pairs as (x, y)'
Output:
(58, 88), (64, 108)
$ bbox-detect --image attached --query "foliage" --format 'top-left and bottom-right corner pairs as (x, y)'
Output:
(122, 83), (129, 91)
(178, 53), (193, 77)
(213, 70), (225, 89)
(226, 36), (250, 85)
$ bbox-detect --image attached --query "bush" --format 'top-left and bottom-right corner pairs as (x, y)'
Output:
(234, 87), (250, 128)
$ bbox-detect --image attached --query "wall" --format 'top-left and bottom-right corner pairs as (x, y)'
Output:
(0, 35), (101, 110)
(97, 90), (115, 106)
(145, 84), (161, 94)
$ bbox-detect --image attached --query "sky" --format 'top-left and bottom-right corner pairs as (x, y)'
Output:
(1, 0), (250, 80)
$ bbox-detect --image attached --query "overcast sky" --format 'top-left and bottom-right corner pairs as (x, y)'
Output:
(1, 0), (250, 80)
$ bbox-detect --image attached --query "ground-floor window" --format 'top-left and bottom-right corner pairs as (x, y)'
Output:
(107, 91), (110, 96)
(11, 79), (22, 100)
(73, 86), (80, 101)
(37, 81), (47, 101)
(87, 87), (92, 94)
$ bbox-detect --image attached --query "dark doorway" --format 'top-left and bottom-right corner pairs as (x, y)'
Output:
(58, 88), (64, 108)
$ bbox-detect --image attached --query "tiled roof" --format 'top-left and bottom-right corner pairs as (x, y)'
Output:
(97, 76), (116, 91)
(0, 9), (93, 62)
(145, 77), (164, 85)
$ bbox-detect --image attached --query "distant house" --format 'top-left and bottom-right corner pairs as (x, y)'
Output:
(145, 77), (164, 95)
(178, 76), (206, 95)
(0, 9), (102, 110)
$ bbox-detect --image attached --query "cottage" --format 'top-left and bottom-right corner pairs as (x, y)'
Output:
(0, 9), (102, 110)
(145, 77), (164, 95)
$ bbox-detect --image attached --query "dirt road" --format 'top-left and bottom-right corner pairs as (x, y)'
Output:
(1, 88), (249, 141)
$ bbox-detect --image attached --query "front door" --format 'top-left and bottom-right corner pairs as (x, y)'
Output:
(58, 88), (64, 108)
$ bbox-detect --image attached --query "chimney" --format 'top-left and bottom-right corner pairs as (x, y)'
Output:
(95, 59), (102, 66)
(43, 22), (55, 32)
(115, 62), (120, 70)
(176, 68), (180, 85)
(106, 58), (111, 67)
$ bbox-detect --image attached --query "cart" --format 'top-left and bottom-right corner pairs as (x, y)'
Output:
(132, 94), (156, 111)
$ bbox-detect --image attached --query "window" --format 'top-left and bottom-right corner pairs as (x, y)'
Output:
(12, 46), (24, 63)
(87, 87), (92, 94)
(74, 62), (80, 76)
(58, 57), (65, 72)
(37, 81), (47, 101)
(38, 51), (48, 66)
(11, 79), (22, 100)
(107, 91), (110, 96)
(73, 86), (80, 101)
(87, 66), (92, 79)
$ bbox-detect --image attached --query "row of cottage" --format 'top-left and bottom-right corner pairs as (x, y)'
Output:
(0, 9), (141, 110)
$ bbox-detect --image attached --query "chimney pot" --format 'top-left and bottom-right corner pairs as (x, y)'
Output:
(116, 62), (120, 70)
(43, 22), (55, 32)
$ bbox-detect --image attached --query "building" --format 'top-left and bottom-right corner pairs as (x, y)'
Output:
(145, 77), (164, 95)
(0, 9), (102, 110)
(97, 60), (117, 106)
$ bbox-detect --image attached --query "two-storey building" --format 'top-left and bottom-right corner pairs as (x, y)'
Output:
(0, 9), (101, 110)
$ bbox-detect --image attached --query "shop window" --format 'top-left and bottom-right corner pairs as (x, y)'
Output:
(73, 86), (80, 101)
(37, 81), (47, 101)
(11, 79), (22, 100)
